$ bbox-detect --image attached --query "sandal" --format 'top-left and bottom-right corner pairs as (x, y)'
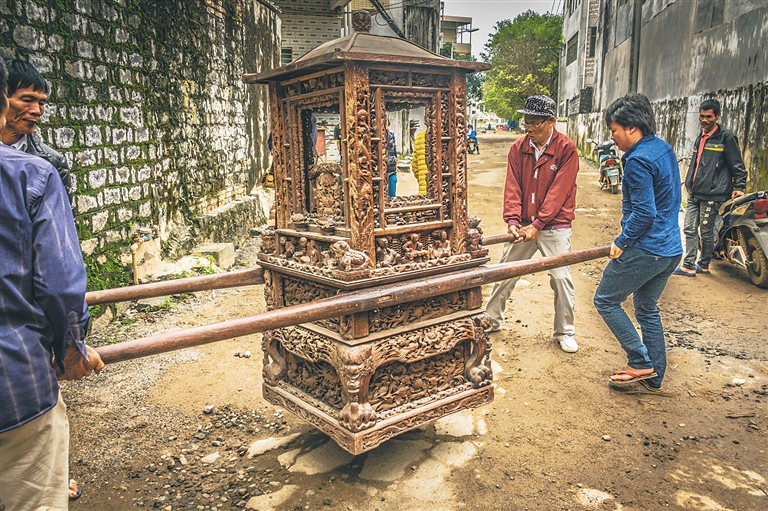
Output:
(609, 369), (658, 385)
(695, 264), (710, 274)
(672, 267), (696, 277)
(69, 479), (82, 501)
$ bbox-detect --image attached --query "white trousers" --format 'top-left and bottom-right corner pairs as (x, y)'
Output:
(0, 393), (69, 511)
(485, 228), (575, 339)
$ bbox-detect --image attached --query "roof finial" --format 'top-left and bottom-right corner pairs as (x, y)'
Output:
(351, 10), (372, 33)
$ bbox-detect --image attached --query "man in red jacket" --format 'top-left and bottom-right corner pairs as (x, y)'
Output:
(486, 95), (580, 353)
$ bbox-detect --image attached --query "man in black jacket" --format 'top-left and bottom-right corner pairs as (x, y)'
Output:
(675, 99), (747, 276)
(1, 59), (73, 206)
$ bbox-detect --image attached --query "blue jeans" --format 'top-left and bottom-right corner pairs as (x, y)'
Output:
(683, 196), (720, 270)
(387, 173), (397, 197)
(593, 246), (681, 388)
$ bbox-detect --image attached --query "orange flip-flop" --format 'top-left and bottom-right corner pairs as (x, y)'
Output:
(609, 370), (658, 385)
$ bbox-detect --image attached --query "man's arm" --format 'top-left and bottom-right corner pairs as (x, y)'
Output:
(724, 131), (747, 198)
(30, 167), (91, 369)
(530, 144), (579, 231)
(614, 158), (656, 250)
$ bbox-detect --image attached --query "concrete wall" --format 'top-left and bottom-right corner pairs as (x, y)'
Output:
(0, 0), (279, 290)
(569, 82), (768, 191)
(639, 1), (768, 101)
(568, 0), (768, 192)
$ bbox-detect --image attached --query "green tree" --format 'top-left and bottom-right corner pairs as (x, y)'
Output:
(440, 42), (484, 103)
(481, 11), (562, 120)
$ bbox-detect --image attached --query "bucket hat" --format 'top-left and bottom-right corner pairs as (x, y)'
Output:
(517, 95), (556, 117)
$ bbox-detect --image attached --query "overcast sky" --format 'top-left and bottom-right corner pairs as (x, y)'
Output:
(442, 0), (559, 59)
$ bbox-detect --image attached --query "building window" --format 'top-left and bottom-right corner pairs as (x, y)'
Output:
(566, 34), (578, 66)
(281, 48), (293, 66)
(588, 27), (597, 58)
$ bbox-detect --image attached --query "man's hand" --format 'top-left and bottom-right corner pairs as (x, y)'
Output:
(508, 224), (522, 242)
(732, 190), (745, 199)
(609, 242), (624, 259)
(518, 224), (539, 243)
(56, 344), (105, 381)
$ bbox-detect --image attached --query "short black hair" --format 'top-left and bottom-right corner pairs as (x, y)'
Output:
(604, 93), (656, 137)
(3, 58), (49, 97)
(0, 59), (7, 113)
(699, 99), (721, 116)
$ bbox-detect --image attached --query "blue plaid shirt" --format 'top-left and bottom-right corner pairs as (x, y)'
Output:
(1, 144), (89, 433)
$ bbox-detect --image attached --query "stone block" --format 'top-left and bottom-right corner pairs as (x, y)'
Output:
(88, 168), (107, 189)
(82, 85), (97, 101)
(74, 0), (92, 15)
(115, 166), (130, 183)
(118, 68), (132, 85)
(69, 105), (89, 121)
(125, 145), (140, 160)
(93, 65), (108, 82)
(128, 185), (142, 200)
(118, 207), (133, 222)
(76, 149), (98, 167)
(76, 40), (93, 58)
(14, 25), (43, 50)
(103, 147), (119, 164)
(64, 59), (86, 80)
(92, 210), (109, 232)
(28, 53), (54, 73)
(54, 127), (75, 148)
(77, 194), (98, 212)
(95, 105), (114, 121)
(84, 125), (102, 146)
(119, 105), (142, 126)
(112, 128), (128, 145)
(103, 187), (121, 206)
(48, 34), (64, 51)
(138, 200), (151, 217)
(194, 243), (235, 270)
(115, 27), (130, 44)
(80, 238), (98, 256)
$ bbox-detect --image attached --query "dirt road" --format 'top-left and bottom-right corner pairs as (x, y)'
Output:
(63, 132), (767, 511)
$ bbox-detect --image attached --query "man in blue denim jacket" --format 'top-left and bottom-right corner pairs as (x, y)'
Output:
(593, 94), (682, 392)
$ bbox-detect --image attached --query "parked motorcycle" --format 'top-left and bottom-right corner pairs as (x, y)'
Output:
(587, 138), (623, 194)
(713, 190), (768, 288)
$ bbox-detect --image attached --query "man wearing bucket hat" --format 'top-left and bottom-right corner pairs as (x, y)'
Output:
(485, 95), (580, 353)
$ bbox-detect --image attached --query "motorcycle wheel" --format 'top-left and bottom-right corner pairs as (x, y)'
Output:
(611, 184), (619, 194)
(746, 237), (768, 288)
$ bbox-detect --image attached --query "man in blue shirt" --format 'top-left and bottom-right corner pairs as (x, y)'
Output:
(593, 94), (682, 392)
(0, 59), (104, 509)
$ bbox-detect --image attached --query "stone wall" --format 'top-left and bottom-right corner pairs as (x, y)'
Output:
(0, 0), (280, 291)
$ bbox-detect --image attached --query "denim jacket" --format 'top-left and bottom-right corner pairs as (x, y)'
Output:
(615, 135), (682, 257)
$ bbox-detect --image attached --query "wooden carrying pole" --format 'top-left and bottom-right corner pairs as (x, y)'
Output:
(83, 234), (519, 306)
(85, 268), (265, 306)
(96, 246), (609, 365)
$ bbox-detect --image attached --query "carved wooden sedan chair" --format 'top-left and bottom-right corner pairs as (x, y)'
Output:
(243, 11), (493, 454)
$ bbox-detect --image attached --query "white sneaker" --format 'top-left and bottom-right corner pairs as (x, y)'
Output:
(557, 336), (578, 353)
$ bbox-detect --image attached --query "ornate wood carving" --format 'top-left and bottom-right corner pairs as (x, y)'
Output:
(345, 62), (375, 265)
(269, 84), (290, 229)
(258, 38), (492, 454)
(451, 71), (470, 253)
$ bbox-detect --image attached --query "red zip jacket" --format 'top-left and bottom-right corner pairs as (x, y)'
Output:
(503, 129), (579, 231)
